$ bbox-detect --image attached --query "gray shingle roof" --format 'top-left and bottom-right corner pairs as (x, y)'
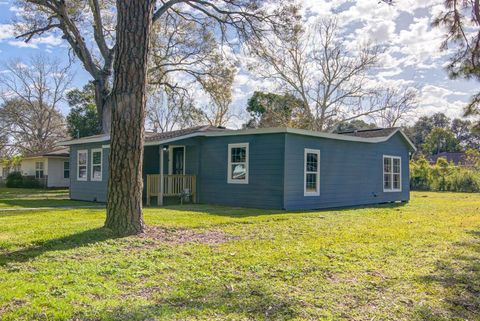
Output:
(337, 127), (398, 138)
(145, 125), (229, 142)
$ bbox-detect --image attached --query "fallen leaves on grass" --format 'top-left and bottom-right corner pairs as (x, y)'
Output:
(138, 227), (240, 245)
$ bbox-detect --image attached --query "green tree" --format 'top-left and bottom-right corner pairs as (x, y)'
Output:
(422, 128), (461, 156)
(433, 1), (480, 131)
(246, 91), (310, 128)
(66, 82), (100, 138)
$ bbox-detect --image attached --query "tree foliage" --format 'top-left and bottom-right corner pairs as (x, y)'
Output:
(0, 55), (70, 154)
(421, 127), (462, 156)
(433, 0), (480, 130)
(246, 91), (310, 128)
(66, 82), (101, 139)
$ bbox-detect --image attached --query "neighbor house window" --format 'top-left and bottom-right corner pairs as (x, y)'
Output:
(35, 162), (44, 179)
(383, 155), (401, 192)
(304, 149), (320, 196)
(2, 167), (10, 178)
(228, 143), (249, 184)
(91, 149), (102, 181)
(77, 150), (88, 181)
(64, 161), (70, 179)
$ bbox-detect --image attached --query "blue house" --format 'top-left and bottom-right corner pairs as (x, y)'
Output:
(61, 125), (415, 210)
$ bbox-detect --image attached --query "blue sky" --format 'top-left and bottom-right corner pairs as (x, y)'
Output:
(0, 0), (478, 127)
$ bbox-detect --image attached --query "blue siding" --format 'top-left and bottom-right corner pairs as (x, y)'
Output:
(68, 131), (411, 210)
(69, 143), (109, 202)
(283, 132), (410, 210)
(198, 134), (285, 209)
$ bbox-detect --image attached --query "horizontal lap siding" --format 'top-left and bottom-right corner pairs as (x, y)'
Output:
(70, 143), (109, 202)
(199, 134), (285, 209)
(283, 133), (410, 210)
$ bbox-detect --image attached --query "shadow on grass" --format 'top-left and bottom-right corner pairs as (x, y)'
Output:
(0, 227), (117, 266)
(0, 198), (96, 209)
(417, 230), (480, 320)
(152, 201), (408, 218)
(77, 283), (299, 321)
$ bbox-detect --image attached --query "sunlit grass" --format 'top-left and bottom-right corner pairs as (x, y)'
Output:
(0, 192), (479, 320)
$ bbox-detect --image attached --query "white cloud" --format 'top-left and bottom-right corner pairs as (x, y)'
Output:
(0, 24), (13, 42)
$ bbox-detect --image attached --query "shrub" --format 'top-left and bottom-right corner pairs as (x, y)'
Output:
(445, 170), (480, 192)
(22, 177), (41, 189)
(410, 157), (480, 192)
(6, 171), (23, 188)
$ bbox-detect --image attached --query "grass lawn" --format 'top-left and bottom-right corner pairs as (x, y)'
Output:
(0, 187), (99, 209)
(0, 192), (479, 320)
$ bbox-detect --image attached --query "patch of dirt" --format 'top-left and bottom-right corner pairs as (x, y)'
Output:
(138, 227), (240, 245)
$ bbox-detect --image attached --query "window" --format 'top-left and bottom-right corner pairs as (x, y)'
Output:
(35, 162), (44, 179)
(2, 167), (10, 178)
(91, 149), (102, 181)
(383, 155), (401, 192)
(304, 149), (320, 196)
(228, 143), (249, 184)
(63, 161), (70, 179)
(77, 150), (88, 181)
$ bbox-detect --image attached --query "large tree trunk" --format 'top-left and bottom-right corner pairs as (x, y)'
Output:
(104, 0), (155, 235)
(93, 78), (112, 134)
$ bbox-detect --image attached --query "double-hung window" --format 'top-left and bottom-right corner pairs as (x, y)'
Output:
(91, 149), (103, 181)
(304, 149), (320, 196)
(35, 162), (45, 179)
(77, 150), (88, 181)
(383, 155), (401, 192)
(63, 161), (70, 179)
(228, 143), (249, 184)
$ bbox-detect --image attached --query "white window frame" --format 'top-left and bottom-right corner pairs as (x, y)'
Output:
(383, 155), (402, 192)
(35, 161), (45, 179)
(227, 143), (249, 184)
(304, 148), (320, 196)
(91, 148), (103, 181)
(77, 150), (88, 181)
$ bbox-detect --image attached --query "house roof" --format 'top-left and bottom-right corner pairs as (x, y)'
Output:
(337, 127), (399, 138)
(23, 147), (70, 159)
(145, 125), (229, 142)
(60, 126), (416, 151)
(428, 152), (472, 166)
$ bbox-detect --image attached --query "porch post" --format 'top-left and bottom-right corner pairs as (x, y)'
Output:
(158, 145), (164, 206)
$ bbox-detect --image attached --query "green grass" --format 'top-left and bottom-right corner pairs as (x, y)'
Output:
(0, 187), (97, 208)
(0, 192), (479, 320)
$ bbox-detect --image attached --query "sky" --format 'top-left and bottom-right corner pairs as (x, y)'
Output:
(0, 0), (478, 128)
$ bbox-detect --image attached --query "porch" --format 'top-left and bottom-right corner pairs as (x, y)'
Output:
(144, 142), (199, 206)
(146, 174), (196, 206)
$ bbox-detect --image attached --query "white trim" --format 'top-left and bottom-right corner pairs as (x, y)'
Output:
(90, 148), (103, 181)
(168, 145), (186, 175)
(304, 149), (320, 196)
(383, 155), (402, 192)
(102, 145), (110, 149)
(77, 150), (88, 181)
(227, 143), (249, 184)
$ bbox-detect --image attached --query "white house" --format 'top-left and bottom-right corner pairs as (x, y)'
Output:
(1, 148), (70, 188)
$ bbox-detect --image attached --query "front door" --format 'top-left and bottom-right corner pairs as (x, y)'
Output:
(171, 147), (185, 174)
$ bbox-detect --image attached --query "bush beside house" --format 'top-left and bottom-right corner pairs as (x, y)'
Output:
(6, 171), (41, 188)
(410, 154), (480, 192)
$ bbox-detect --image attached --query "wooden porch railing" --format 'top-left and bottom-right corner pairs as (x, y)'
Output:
(146, 174), (196, 206)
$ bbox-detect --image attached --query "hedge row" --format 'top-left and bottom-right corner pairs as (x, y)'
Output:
(410, 158), (480, 192)
(5, 172), (41, 189)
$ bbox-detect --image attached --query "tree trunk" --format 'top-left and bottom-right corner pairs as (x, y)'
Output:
(104, 0), (155, 235)
(93, 78), (111, 134)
